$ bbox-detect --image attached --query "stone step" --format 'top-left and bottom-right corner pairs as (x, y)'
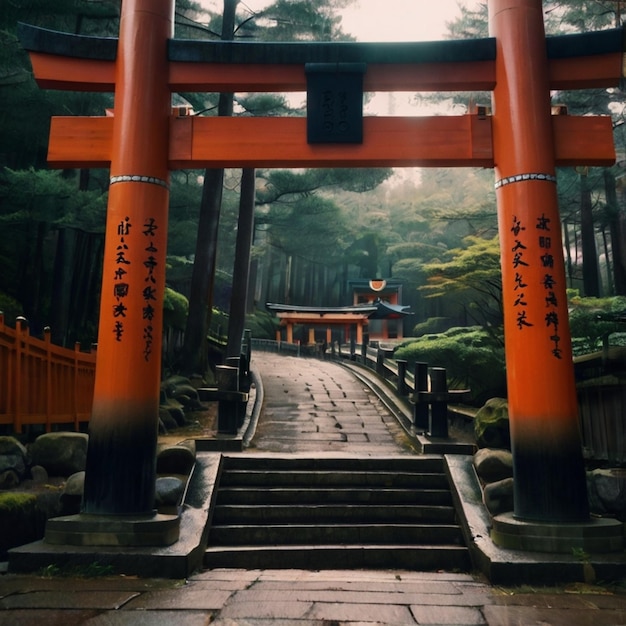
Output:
(221, 455), (445, 473)
(203, 544), (471, 571)
(216, 486), (453, 506)
(212, 503), (457, 525)
(209, 523), (465, 546)
(205, 454), (469, 572)
(219, 470), (449, 489)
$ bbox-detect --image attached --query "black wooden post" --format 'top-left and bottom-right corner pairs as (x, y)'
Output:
(376, 347), (384, 375)
(429, 366), (448, 438)
(396, 359), (408, 396)
(350, 330), (356, 361)
(216, 364), (239, 434)
(413, 362), (429, 431)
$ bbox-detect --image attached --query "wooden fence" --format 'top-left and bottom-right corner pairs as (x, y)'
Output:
(0, 314), (96, 433)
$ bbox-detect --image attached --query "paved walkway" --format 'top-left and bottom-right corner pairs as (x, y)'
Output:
(249, 353), (419, 455)
(1, 351), (625, 625)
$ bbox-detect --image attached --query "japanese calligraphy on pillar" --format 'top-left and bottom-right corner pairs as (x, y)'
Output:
(113, 216), (132, 342)
(110, 214), (160, 362)
(142, 217), (158, 361)
(509, 211), (561, 359)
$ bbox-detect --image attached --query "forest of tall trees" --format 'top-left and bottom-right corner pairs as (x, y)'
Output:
(2, 0), (626, 378)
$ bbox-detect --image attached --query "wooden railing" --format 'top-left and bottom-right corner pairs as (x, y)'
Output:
(0, 314), (96, 433)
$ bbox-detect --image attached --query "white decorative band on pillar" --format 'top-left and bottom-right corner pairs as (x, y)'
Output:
(494, 172), (557, 189)
(110, 174), (170, 189)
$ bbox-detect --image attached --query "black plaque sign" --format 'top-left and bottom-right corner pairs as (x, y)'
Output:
(306, 63), (366, 144)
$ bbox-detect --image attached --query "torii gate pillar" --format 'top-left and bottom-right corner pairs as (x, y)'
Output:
(490, 0), (588, 523)
(81, 0), (176, 532)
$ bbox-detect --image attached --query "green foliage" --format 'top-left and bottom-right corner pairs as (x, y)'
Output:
(412, 317), (454, 336)
(0, 491), (37, 512)
(245, 309), (279, 340)
(242, 0), (355, 42)
(394, 326), (506, 405)
(163, 288), (189, 332)
(420, 235), (503, 330)
(568, 291), (626, 355)
(0, 293), (23, 322)
(0, 168), (106, 231)
(208, 307), (229, 344)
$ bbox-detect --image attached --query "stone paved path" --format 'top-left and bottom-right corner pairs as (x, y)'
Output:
(249, 352), (418, 455)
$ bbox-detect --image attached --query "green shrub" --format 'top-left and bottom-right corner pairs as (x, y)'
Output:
(163, 287), (188, 331)
(245, 309), (279, 340)
(412, 317), (454, 336)
(568, 292), (626, 356)
(394, 326), (506, 405)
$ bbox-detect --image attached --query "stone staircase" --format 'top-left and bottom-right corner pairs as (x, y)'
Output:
(204, 455), (470, 571)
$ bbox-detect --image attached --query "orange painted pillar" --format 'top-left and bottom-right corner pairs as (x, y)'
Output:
(489, 0), (588, 521)
(83, 0), (174, 515)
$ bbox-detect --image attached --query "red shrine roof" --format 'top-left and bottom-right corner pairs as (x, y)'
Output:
(266, 301), (411, 320)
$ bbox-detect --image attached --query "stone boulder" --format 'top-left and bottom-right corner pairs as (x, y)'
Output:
(30, 465), (48, 484)
(0, 488), (62, 558)
(474, 398), (510, 449)
(60, 471), (85, 515)
(30, 432), (88, 477)
(474, 448), (513, 483)
(159, 406), (180, 433)
(0, 436), (29, 480)
(156, 441), (196, 476)
(587, 468), (626, 520)
(155, 476), (184, 508)
(0, 470), (20, 489)
(483, 477), (514, 516)
(170, 383), (203, 411)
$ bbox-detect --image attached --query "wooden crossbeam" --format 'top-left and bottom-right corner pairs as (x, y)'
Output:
(20, 23), (624, 93)
(47, 113), (614, 169)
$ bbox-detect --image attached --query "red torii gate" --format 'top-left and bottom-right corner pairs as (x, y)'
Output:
(18, 0), (624, 546)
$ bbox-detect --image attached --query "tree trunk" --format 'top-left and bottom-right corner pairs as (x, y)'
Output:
(179, 0), (237, 375)
(181, 167), (225, 375)
(226, 168), (256, 358)
(604, 169), (626, 295)
(562, 220), (574, 288)
(580, 171), (600, 296)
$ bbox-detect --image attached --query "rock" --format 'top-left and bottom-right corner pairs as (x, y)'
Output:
(155, 476), (184, 507)
(483, 477), (514, 516)
(64, 471), (85, 497)
(60, 471), (85, 515)
(0, 492), (43, 557)
(30, 465), (49, 484)
(156, 444), (195, 476)
(587, 468), (626, 519)
(0, 436), (28, 478)
(171, 384), (203, 410)
(30, 432), (88, 477)
(159, 406), (179, 432)
(474, 448), (513, 483)
(166, 405), (187, 427)
(0, 469), (20, 489)
(474, 398), (510, 449)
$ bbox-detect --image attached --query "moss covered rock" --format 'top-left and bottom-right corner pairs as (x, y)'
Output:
(474, 397), (510, 449)
(0, 492), (45, 557)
